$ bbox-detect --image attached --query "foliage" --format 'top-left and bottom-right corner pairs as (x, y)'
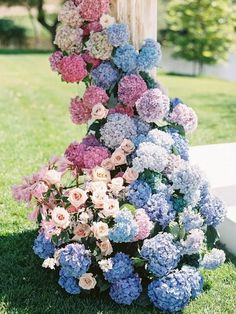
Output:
(164, 0), (236, 75)
(0, 18), (26, 47)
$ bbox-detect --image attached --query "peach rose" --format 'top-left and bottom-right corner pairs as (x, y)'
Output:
(44, 169), (62, 185)
(79, 273), (97, 290)
(123, 167), (139, 183)
(91, 104), (109, 120)
(111, 148), (127, 166)
(101, 158), (115, 171)
(97, 239), (113, 256)
(91, 166), (111, 182)
(120, 139), (135, 155)
(91, 221), (109, 240)
(73, 223), (91, 240)
(101, 198), (119, 218)
(51, 207), (70, 229)
(68, 188), (88, 208)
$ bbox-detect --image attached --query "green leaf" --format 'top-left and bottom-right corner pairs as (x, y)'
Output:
(132, 257), (146, 267)
(169, 221), (180, 238)
(120, 203), (136, 214)
(206, 225), (219, 249)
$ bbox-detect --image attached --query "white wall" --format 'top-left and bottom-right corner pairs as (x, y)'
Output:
(161, 47), (236, 81)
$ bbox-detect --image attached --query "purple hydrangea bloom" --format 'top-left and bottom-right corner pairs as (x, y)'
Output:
(148, 269), (191, 312)
(107, 23), (129, 47)
(104, 253), (134, 283)
(137, 39), (162, 70)
(144, 184), (175, 227)
(110, 274), (142, 305)
(113, 44), (138, 73)
(199, 194), (226, 226)
(179, 208), (204, 232)
(180, 229), (205, 255)
(59, 244), (91, 278)
(58, 275), (81, 295)
(181, 265), (204, 298)
(91, 61), (120, 90)
(140, 233), (181, 277)
(109, 209), (138, 243)
(201, 248), (226, 270)
(100, 113), (137, 149)
(127, 180), (152, 208)
(33, 232), (55, 259)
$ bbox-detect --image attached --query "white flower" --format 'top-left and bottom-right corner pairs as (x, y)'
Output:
(98, 259), (113, 272)
(101, 198), (119, 218)
(109, 177), (124, 194)
(51, 207), (70, 229)
(100, 14), (116, 28)
(42, 258), (56, 270)
(68, 188), (88, 208)
(44, 169), (62, 185)
(88, 181), (107, 194)
(79, 273), (97, 290)
(91, 221), (109, 240)
(79, 212), (90, 224)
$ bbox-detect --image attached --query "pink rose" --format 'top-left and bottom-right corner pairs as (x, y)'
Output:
(91, 221), (109, 240)
(123, 167), (139, 183)
(91, 104), (109, 120)
(68, 188), (88, 208)
(97, 239), (113, 256)
(101, 158), (115, 171)
(111, 148), (127, 166)
(101, 198), (119, 218)
(73, 223), (91, 240)
(51, 207), (70, 229)
(91, 191), (108, 209)
(120, 139), (135, 155)
(44, 169), (62, 185)
(109, 177), (124, 194)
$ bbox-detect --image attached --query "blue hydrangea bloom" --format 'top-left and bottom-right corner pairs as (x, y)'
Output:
(144, 184), (175, 227)
(110, 274), (142, 305)
(113, 44), (138, 73)
(140, 233), (181, 277)
(91, 61), (120, 90)
(181, 266), (204, 298)
(107, 23), (129, 47)
(133, 134), (148, 148)
(133, 142), (169, 174)
(137, 39), (162, 70)
(58, 275), (81, 295)
(33, 232), (55, 259)
(179, 208), (204, 232)
(59, 243), (91, 278)
(127, 180), (152, 208)
(200, 248), (226, 270)
(148, 270), (191, 312)
(180, 229), (205, 255)
(171, 97), (183, 108)
(170, 131), (189, 160)
(199, 194), (226, 226)
(101, 113), (137, 149)
(132, 117), (151, 136)
(104, 253), (134, 283)
(147, 129), (174, 152)
(109, 209), (138, 243)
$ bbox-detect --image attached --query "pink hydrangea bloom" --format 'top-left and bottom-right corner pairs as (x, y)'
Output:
(54, 24), (83, 54)
(109, 104), (134, 117)
(83, 86), (109, 109)
(83, 146), (111, 169)
(70, 96), (91, 124)
(49, 51), (63, 72)
(136, 88), (170, 122)
(58, 0), (83, 28)
(169, 103), (198, 133)
(118, 75), (147, 106)
(134, 208), (153, 241)
(65, 142), (87, 169)
(60, 55), (88, 83)
(79, 0), (109, 21)
(82, 52), (101, 69)
(82, 21), (102, 36)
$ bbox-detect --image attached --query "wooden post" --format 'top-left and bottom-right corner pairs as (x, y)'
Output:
(110, 0), (157, 50)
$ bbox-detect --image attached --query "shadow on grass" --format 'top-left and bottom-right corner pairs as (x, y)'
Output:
(0, 49), (53, 55)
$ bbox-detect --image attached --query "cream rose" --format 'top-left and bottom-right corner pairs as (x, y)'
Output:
(123, 167), (139, 183)
(97, 239), (113, 256)
(101, 198), (119, 218)
(44, 169), (62, 185)
(79, 273), (97, 290)
(68, 188), (88, 208)
(101, 158), (115, 171)
(91, 221), (109, 240)
(91, 104), (109, 120)
(73, 223), (91, 240)
(120, 139), (135, 155)
(51, 207), (70, 229)
(91, 191), (108, 209)
(88, 181), (107, 194)
(91, 166), (111, 182)
(111, 148), (127, 166)
(109, 177), (124, 194)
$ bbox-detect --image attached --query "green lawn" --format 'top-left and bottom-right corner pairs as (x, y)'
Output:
(0, 54), (236, 314)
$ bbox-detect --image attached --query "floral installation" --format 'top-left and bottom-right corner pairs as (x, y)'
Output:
(13, 1), (226, 312)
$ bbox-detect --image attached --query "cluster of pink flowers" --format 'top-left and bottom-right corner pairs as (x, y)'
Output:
(109, 104), (134, 117)
(79, 0), (110, 21)
(134, 209), (153, 241)
(168, 103), (198, 133)
(58, 0), (83, 28)
(60, 55), (88, 83)
(118, 75), (148, 106)
(70, 97), (91, 124)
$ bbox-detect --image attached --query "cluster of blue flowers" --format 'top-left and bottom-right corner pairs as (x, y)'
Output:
(109, 209), (138, 243)
(59, 243), (91, 278)
(199, 194), (226, 226)
(58, 275), (81, 295)
(133, 117), (151, 136)
(147, 129), (174, 152)
(101, 113), (137, 149)
(180, 229), (204, 255)
(133, 142), (169, 173)
(127, 180), (152, 208)
(144, 184), (175, 227)
(91, 61), (120, 90)
(201, 248), (226, 270)
(107, 23), (129, 47)
(137, 39), (162, 70)
(103, 253), (142, 305)
(33, 232), (55, 259)
(169, 130), (189, 160)
(179, 208), (204, 232)
(181, 266), (204, 298)
(113, 44), (138, 73)
(140, 233), (181, 277)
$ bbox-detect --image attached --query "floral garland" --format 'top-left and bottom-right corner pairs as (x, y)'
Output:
(12, 0), (226, 312)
